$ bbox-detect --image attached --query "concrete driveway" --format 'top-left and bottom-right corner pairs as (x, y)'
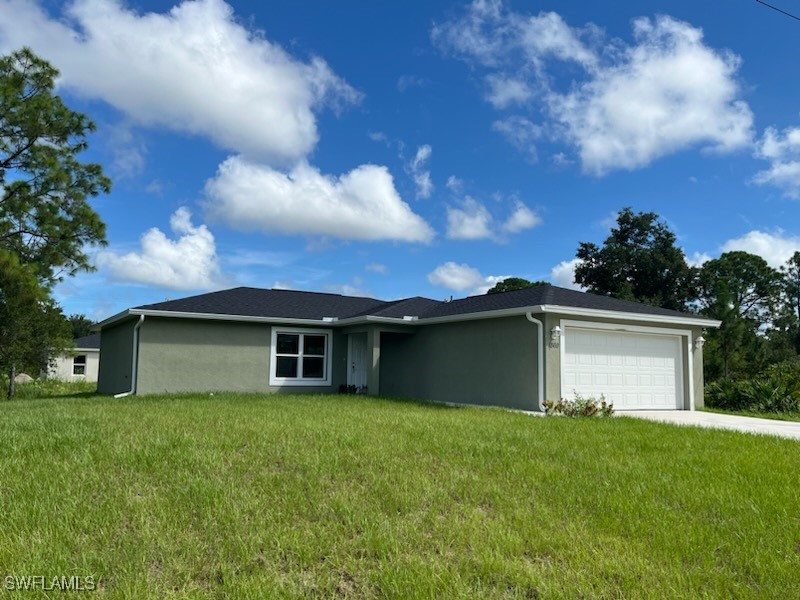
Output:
(621, 410), (800, 441)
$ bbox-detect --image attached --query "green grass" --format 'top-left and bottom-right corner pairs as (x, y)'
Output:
(1, 393), (799, 599)
(701, 406), (800, 422)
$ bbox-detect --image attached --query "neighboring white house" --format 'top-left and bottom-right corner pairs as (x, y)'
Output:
(49, 333), (100, 382)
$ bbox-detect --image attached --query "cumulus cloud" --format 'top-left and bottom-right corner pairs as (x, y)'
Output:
(446, 197), (494, 240)
(409, 145), (434, 199)
(434, 3), (753, 174)
(550, 258), (584, 290)
(98, 207), (225, 290)
(753, 127), (800, 198)
(203, 156), (435, 243)
(427, 261), (508, 295)
(0, 0), (361, 163)
(721, 230), (800, 268)
(446, 196), (540, 240)
(502, 200), (541, 233)
(553, 17), (753, 175)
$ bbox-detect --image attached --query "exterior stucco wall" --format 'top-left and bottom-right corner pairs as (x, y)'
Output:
(379, 316), (540, 411)
(135, 318), (347, 395)
(49, 350), (100, 382)
(544, 313), (706, 410)
(98, 319), (136, 395)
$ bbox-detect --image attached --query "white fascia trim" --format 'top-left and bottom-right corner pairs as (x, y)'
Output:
(411, 306), (542, 326)
(539, 305), (720, 328)
(74, 347), (100, 353)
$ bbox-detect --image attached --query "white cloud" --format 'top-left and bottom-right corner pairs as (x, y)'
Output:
(98, 207), (225, 290)
(365, 262), (388, 275)
(491, 116), (541, 161)
(721, 230), (800, 268)
(323, 283), (368, 297)
(753, 127), (800, 198)
(105, 123), (147, 179)
(203, 156), (435, 243)
(550, 258), (583, 290)
(446, 175), (464, 193)
(502, 200), (541, 233)
(435, 5), (753, 174)
(447, 196), (540, 240)
(409, 144), (434, 199)
(427, 261), (508, 295)
(0, 0), (360, 163)
(446, 197), (494, 240)
(686, 252), (712, 268)
(552, 17), (753, 175)
(485, 74), (533, 108)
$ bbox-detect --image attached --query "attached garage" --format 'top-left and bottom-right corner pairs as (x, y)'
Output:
(560, 322), (689, 410)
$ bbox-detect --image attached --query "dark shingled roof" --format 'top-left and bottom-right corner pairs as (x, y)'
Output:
(74, 333), (101, 349)
(131, 285), (707, 323)
(137, 287), (386, 320)
(419, 285), (700, 320)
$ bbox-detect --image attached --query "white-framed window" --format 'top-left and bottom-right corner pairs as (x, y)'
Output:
(269, 328), (332, 386)
(73, 354), (87, 376)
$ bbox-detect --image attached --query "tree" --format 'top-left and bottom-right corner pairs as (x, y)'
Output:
(0, 48), (110, 396)
(696, 251), (782, 380)
(573, 208), (695, 311)
(0, 47), (110, 281)
(0, 251), (71, 397)
(771, 251), (800, 357)
(68, 314), (94, 339)
(486, 278), (549, 294)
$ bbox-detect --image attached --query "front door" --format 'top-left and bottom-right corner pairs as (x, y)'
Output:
(347, 333), (368, 390)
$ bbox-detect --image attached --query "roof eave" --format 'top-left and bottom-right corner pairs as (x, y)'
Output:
(537, 304), (721, 328)
(94, 303), (721, 330)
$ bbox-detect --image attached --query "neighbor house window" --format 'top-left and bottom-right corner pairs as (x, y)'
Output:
(269, 328), (332, 386)
(73, 354), (87, 376)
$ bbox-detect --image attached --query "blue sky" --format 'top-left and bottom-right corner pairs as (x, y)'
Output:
(2, 0), (800, 320)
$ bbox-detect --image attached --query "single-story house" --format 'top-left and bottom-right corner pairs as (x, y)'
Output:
(49, 333), (101, 382)
(95, 285), (720, 411)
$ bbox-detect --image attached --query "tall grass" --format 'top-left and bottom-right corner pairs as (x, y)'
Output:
(1, 392), (799, 598)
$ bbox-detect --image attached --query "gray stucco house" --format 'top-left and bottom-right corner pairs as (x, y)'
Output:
(96, 285), (720, 411)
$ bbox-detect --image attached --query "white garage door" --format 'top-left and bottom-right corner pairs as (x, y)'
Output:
(562, 327), (683, 410)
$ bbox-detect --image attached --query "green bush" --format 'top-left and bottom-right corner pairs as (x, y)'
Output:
(705, 361), (800, 414)
(543, 393), (614, 417)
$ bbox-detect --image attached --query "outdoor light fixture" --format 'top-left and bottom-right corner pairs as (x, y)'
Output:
(550, 325), (562, 347)
(695, 335), (705, 350)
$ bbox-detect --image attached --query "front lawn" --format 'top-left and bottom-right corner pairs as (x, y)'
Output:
(2, 393), (799, 598)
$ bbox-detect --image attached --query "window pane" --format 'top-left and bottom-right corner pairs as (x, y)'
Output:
(74, 355), (87, 365)
(302, 357), (324, 379)
(304, 335), (326, 356)
(73, 365), (86, 375)
(276, 334), (299, 355)
(276, 357), (298, 378)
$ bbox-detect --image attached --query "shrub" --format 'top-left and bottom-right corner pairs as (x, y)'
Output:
(705, 361), (800, 414)
(543, 393), (614, 417)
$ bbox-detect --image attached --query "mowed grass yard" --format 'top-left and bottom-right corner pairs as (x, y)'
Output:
(2, 393), (800, 599)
